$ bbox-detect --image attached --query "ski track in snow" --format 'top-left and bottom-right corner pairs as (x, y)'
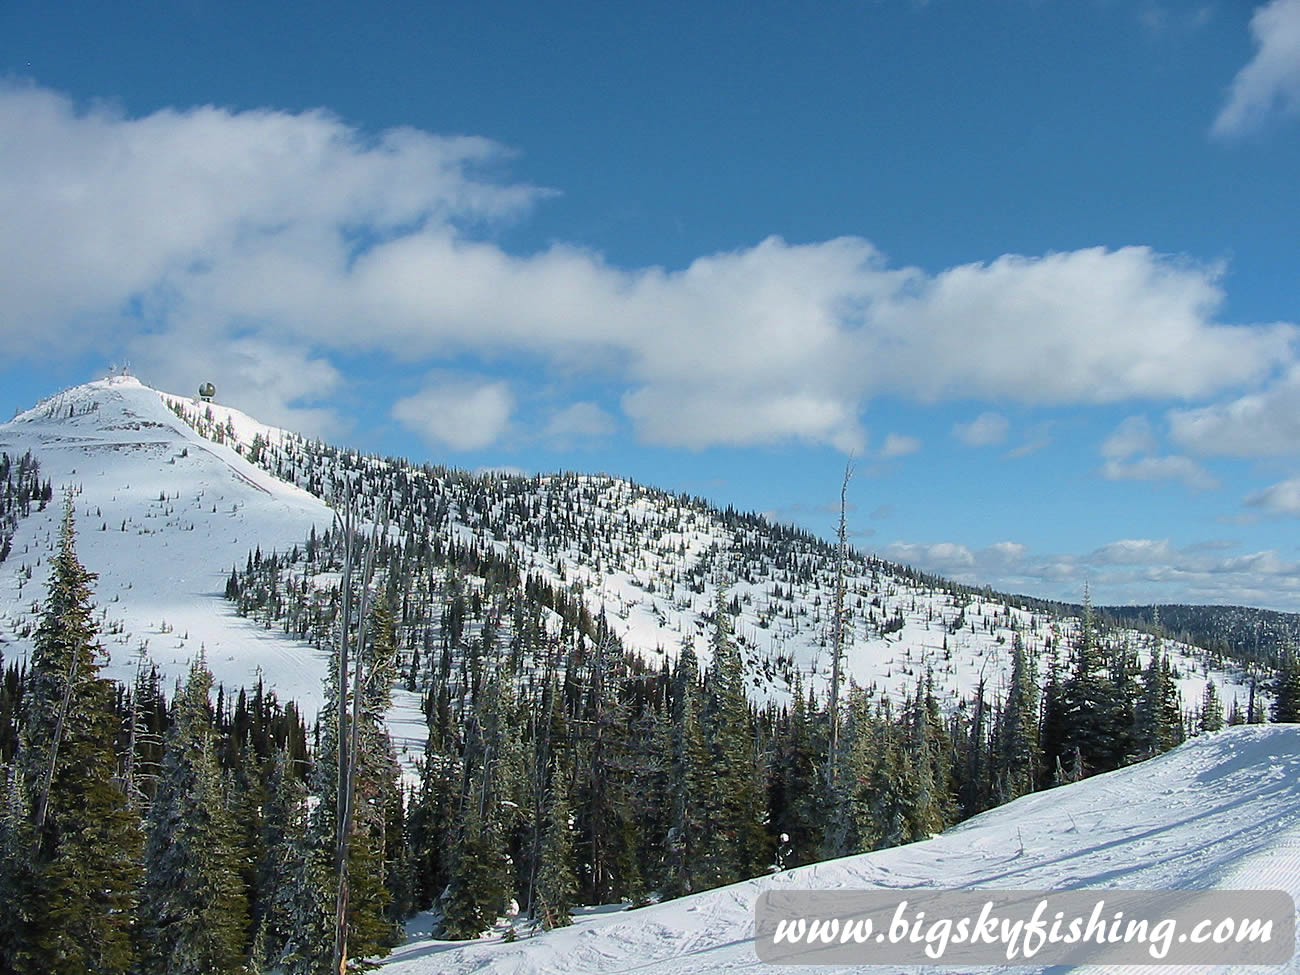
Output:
(379, 727), (1300, 975)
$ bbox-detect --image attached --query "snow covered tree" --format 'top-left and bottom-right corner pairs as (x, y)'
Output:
(250, 747), (311, 970)
(139, 655), (250, 975)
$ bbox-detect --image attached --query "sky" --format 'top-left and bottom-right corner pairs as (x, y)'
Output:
(2, 0), (1299, 610)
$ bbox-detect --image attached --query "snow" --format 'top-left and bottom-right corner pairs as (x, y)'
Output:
(0, 375), (335, 713)
(1, 378), (1292, 971)
(379, 725), (1300, 974)
(0, 375), (1262, 732)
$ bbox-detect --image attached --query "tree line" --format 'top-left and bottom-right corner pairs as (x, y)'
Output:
(0, 500), (1274, 975)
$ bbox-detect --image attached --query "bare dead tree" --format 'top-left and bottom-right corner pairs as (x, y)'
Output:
(827, 458), (853, 794)
(331, 488), (388, 975)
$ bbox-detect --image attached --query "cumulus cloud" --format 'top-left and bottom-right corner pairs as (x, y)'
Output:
(545, 402), (617, 440)
(1213, 0), (1300, 136)
(1245, 477), (1300, 515)
(1101, 415), (1159, 459)
(2, 84), (1297, 452)
(953, 412), (1009, 447)
(127, 333), (347, 437)
(1098, 415), (1217, 489)
(1101, 454), (1219, 491)
(879, 433), (922, 458)
(1168, 365), (1300, 456)
(886, 534), (1300, 609)
(392, 379), (514, 451)
(884, 541), (978, 573)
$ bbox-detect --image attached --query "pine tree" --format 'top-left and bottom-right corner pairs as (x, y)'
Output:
(1199, 680), (1225, 734)
(282, 590), (402, 972)
(992, 641), (1039, 803)
(535, 760), (577, 930)
(662, 639), (709, 898)
(0, 764), (29, 975)
(12, 499), (142, 975)
(139, 655), (250, 975)
(699, 593), (768, 887)
(1056, 600), (1129, 777)
(440, 765), (512, 939)
(252, 747), (310, 969)
(769, 673), (823, 866)
(1271, 657), (1300, 723)
(849, 696), (913, 851)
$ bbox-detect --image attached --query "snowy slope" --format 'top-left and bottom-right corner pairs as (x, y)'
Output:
(157, 398), (1261, 721)
(0, 376), (1261, 731)
(380, 724), (1300, 975)
(0, 375), (335, 712)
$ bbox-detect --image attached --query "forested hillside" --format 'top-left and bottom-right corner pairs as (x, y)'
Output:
(0, 377), (1287, 974)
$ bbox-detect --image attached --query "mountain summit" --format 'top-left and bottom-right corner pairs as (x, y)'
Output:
(0, 376), (334, 710)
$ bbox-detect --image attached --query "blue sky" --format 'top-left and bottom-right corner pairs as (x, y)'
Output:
(3, 0), (1300, 608)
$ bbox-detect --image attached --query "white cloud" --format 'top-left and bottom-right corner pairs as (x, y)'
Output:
(1168, 365), (1300, 456)
(1101, 415), (1158, 459)
(879, 433), (922, 458)
(392, 379), (514, 451)
(2, 84), (1297, 452)
(1089, 538), (1174, 565)
(545, 402), (617, 440)
(885, 541), (977, 572)
(1100, 454), (1219, 490)
(621, 385), (867, 452)
(128, 334), (347, 438)
(1246, 476), (1300, 515)
(886, 534), (1300, 609)
(1213, 0), (1300, 136)
(953, 412), (1009, 447)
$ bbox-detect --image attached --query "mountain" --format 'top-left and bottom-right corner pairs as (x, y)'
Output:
(1, 376), (1292, 971)
(378, 724), (1300, 974)
(0, 375), (1265, 731)
(0, 376), (333, 709)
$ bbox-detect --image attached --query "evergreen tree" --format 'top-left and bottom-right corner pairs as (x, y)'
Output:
(252, 748), (311, 970)
(769, 674), (823, 866)
(535, 760), (577, 930)
(992, 642), (1039, 803)
(1271, 657), (1300, 723)
(282, 591), (401, 972)
(1055, 600), (1129, 777)
(139, 655), (251, 975)
(662, 639), (709, 897)
(698, 595), (768, 888)
(12, 500), (142, 975)
(439, 766), (512, 939)
(1199, 680), (1225, 734)
(0, 764), (28, 975)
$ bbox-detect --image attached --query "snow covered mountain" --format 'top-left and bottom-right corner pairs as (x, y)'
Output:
(0, 375), (1262, 730)
(379, 724), (1300, 975)
(0, 375), (334, 710)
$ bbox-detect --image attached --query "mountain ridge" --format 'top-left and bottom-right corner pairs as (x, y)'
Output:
(0, 376), (1271, 729)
